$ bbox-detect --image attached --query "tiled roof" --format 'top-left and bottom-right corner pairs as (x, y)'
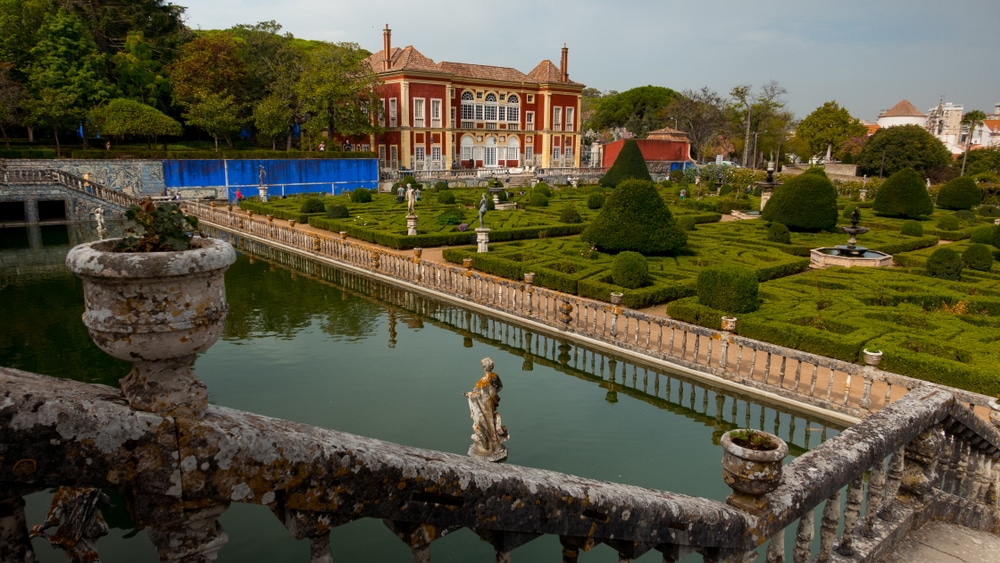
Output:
(437, 61), (531, 83)
(526, 60), (584, 85)
(366, 46), (439, 73)
(646, 127), (690, 142)
(881, 99), (925, 118)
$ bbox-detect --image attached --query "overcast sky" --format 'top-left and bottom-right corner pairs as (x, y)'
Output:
(179, 0), (1000, 122)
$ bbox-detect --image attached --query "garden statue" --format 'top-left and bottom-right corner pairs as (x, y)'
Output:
(406, 185), (416, 215)
(465, 357), (509, 461)
(258, 165), (266, 187)
(851, 206), (860, 227)
(478, 193), (488, 228)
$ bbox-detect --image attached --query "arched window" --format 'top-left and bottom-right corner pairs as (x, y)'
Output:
(506, 95), (520, 125)
(507, 137), (520, 165)
(461, 135), (475, 164)
(461, 91), (475, 126)
(484, 93), (498, 128)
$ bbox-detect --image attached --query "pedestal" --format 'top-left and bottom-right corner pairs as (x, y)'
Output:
(406, 215), (418, 236)
(257, 186), (268, 202)
(476, 227), (490, 253)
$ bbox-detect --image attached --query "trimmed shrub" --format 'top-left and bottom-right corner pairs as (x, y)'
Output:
(300, 197), (325, 214)
(936, 214), (960, 231)
(600, 139), (652, 187)
(400, 175), (417, 188)
(936, 176), (981, 210)
(349, 188), (372, 203)
(955, 210), (976, 223)
(697, 265), (759, 314)
(760, 169), (838, 231)
(559, 207), (583, 223)
(433, 181), (449, 191)
(435, 209), (465, 225)
(900, 220), (924, 237)
(611, 251), (649, 289)
(326, 204), (349, 219)
(977, 205), (1000, 217)
(962, 243), (994, 272)
(873, 168), (934, 218)
(581, 178), (687, 255)
(532, 182), (552, 198)
(842, 204), (857, 219)
(970, 225), (994, 245)
(436, 190), (456, 204)
(496, 190), (508, 202)
(766, 222), (791, 244)
(676, 216), (696, 231)
(586, 192), (605, 209)
(926, 247), (963, 280)
(529, 192), (549, 207)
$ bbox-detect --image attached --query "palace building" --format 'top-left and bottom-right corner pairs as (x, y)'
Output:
(364, 25), (584, 173)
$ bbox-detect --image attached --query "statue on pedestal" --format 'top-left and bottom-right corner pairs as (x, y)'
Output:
(465, 357), (508, 461)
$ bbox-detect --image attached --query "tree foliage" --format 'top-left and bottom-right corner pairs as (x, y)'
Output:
(88, 98), (181, 147)
(761, 168), (838, 231)
(857, 125), (951, 176)
(960, 110), (988, 176)
(795, 101), (867, 159)
(581, 178), (686, 255)
(600, 139), (651, 187)
(663, 87), (727, 162)
(589, 85), (678, 137)
(873, 168), (934, 218)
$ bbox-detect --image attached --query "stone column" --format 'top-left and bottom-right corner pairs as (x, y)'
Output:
(476, 227), (490, 252)
(407, 214), (418, 236)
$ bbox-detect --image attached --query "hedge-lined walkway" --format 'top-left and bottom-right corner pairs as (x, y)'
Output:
(186, 202), (994, 425)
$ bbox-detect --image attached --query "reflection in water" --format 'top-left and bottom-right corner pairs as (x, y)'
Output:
(8, 225), (844, 562)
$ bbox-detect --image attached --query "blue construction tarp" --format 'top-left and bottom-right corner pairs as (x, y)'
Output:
(163, 159), (379, 201)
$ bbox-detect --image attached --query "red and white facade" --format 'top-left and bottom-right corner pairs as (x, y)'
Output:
(365, 26), (584, 172)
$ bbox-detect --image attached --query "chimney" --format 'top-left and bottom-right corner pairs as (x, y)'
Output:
(560, 44), (568, 82)
(382, 24), (391, 72)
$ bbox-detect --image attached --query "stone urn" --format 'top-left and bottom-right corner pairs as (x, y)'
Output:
(863, 349), (883, 367)
(65, 237), (237, 418)
(721, 316), (738, 331)
(721, 429), (788, 501)
(610, 292), (624, 306)
(463, 257), (474, 269)
(524, 272), (535, 284)
(288, 220), (296, 228)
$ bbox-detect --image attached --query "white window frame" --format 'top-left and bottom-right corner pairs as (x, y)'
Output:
(379, 98), (386, 126)
(525, 146), (534, 163)
(431, 99), (442, 128)
(553, 107), (562, 132)
(414, 146), (426, 165)
(389, 98), (398, 128)
(507, 95), (519, 125)
(461, 136), (474, 162)
(525, 111), (534, 131)
(565, 107), (575, 132)
(564, 145), (573, 164)
(431, 145), (442, 162)
(413, 98), (425, 128)
(552, 146), (561, 163)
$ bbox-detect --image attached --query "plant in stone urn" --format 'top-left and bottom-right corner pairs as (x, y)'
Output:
(721, 428), (788, 508)
(66, 198), (236, 418)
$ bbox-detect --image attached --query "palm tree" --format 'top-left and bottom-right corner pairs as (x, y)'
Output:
(961, 109), (987, 176)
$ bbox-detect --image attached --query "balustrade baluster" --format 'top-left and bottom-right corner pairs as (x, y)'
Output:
(808, 364), (819, 396)
(692, 334), (700, 364)
(863, 458), (886, 538)
(836, 476), (864, 555)
(792, 360), (802, 391)
(764, 353), (772, 383)
(778, 356), (787, 387)
(956, 440), (973, 498)
(793, 510), (814, 563)
(818, 490), (841, 561)
(705, 333), (713, 365)
(825, 368), (835, 401)
(941, 434), (961, 493)
(668, 325), (676, 354)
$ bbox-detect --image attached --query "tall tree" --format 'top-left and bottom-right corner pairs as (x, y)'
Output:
(111, 31), (171, 110)
(589, 85), (678, 137)
(181, 91), (241, 149)
(730, 84), (752, 166)
(59, 0), (188, 57)
(856, 125), (951, 177)
(960, 109), (987, 176)
(294, 41), (381, 144)
(663, 87), (728, 162)
(795, 101), (868, 160)
(88, 98), (181, 148)
(22, 8), (115, 153)
(0, 62), (25, 148)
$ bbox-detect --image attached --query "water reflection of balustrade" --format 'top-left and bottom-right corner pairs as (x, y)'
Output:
(185, 201), (995, 424)
(3, 368), (997, 561)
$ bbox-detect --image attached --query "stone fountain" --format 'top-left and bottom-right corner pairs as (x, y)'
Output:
(810, 208), (893, 268)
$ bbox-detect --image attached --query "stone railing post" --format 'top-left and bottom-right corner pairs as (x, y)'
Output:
(0, 496), (35, 561)
(143, 502), (230, 563)
(900, 425), (945, 498)
(609, 292), (623, 337)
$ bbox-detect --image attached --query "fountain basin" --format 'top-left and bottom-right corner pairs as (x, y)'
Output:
(810, 246), (893, 268)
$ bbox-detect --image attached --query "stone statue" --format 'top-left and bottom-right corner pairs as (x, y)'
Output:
(465, 357), (508, 461)
(258, 165), (267, 187)
(851, 206), (860, 227)
(478, 193), (488, 228)
(406, 185), (416, 215)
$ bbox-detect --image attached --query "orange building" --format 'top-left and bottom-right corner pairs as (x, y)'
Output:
(601, 128), (694, 171)
(365, 26), (584, 172)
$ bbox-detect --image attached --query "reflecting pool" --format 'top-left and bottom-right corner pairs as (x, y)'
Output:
(1, 224), (843, 562)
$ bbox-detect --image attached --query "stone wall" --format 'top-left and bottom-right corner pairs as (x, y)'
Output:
(13, 159), (166, 196)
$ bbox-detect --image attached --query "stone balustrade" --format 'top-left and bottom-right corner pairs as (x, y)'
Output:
(186, 201), (995, 424)
(4, 167), (143, 209)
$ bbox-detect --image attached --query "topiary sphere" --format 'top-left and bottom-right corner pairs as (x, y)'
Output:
(611, 251), (649, 289)
(873, 168), (933, 218)
(936, 176), (981, 210)
(437, 191), (456, 204)
(977, 205), (1000, 217)
(970, 225), (994, 245)
(326, 204), (349, 219)
(760, 170), (838, 231)
(900, 220), (924, 237)
(766, 222), (791, 244)
(587, 192), (605, 210)
(533, 182), (552, 198)
(962, 243), (994, 272)
(954, 209), (976, 223)
(300, 197), (325, 214)
(926, 247), (963, 280)
(936, 215), (960, 231)
(349, 188), (372, 203)
(697, 265), (759, 314)
(529, 192), (549, 207)
(559, 207), (583, 223)
(433, 181), (449, 191)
